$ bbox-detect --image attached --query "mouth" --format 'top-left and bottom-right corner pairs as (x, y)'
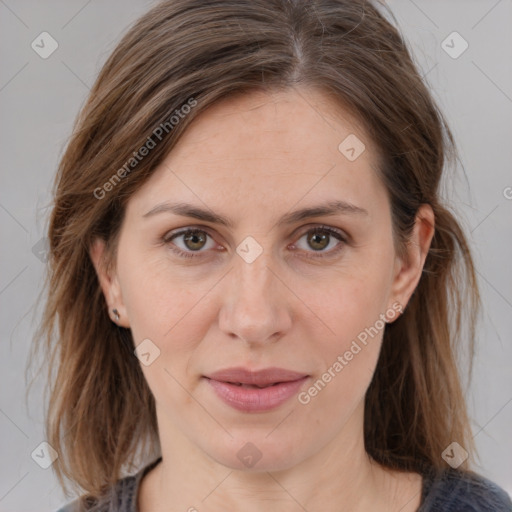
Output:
(205, 366), (308, 386)
(226, 382), (285, 388)
(203, 367), (309, 412)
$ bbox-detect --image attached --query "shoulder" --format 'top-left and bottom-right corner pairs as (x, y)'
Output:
(53, 475), (137, 512)
(53, 457), (162, 512)
(420, 467), (512, 512)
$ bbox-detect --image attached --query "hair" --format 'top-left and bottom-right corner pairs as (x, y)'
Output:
(30, 0), (482, 504)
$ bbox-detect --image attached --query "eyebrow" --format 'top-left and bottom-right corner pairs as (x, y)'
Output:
(142, 200), (368, 228)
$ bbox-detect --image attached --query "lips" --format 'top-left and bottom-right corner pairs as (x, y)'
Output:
(204, 367), (309, 412)
(205, 367), (308, 387)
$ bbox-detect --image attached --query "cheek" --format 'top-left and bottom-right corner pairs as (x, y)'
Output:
(119, 259), (212, 413)
(297, 254), (392, 403)
(118, 249), (213, 356)
(303, 257), (392, 345)
(301, 285), (385, 417)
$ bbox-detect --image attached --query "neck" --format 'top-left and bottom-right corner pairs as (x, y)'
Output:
(140, 401), (421, 511)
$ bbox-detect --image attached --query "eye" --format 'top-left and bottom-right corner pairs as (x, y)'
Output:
(163, 225), (347, 260)
(164, 228), (217, 259)
(292, 226), (346, 258)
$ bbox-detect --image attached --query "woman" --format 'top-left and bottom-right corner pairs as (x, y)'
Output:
(34, 0), (511, 510)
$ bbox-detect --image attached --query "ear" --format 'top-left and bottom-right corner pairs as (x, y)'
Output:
(89, 238), (130, 328)
(387, 204), (435, 322)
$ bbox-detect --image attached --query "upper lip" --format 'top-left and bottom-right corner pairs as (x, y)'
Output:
(205, 367), (308, 386)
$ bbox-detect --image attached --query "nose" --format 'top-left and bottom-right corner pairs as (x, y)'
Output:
(218, 248), (293, 347)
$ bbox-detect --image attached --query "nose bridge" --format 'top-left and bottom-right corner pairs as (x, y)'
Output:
(218, 240), (291, 344)
(233, 233), (278, 295)
(236, 250), (274, 299)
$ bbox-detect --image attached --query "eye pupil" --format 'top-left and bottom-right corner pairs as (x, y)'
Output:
(308, 231), (329, 251)
(184, 230), (207, 250)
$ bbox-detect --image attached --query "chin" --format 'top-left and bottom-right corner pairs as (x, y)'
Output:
(202, 430), (310, 473)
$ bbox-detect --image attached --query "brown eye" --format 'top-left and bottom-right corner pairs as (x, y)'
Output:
(307, 230), (330, 251)
(294, 226), (346, 257)
(182, 230), (208, 251)
(164, 228), (216, 259)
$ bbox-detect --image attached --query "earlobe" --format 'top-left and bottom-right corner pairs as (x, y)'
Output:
(89, 238), (130, 328)
(388, 204), (435, 319)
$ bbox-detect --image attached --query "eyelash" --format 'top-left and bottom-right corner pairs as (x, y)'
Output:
(162, 225), (347, 260)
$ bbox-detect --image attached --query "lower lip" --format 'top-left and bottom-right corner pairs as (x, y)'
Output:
(205, 377), (309, 413)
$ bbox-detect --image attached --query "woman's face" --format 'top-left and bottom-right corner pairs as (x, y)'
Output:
(92, 87), (431, 472)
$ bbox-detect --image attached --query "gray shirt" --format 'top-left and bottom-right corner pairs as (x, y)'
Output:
(55, 457), (512, 511)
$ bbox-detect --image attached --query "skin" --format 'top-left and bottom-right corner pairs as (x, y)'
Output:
(90, 87), (434, 511)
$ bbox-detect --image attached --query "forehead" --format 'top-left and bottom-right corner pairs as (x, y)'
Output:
(127, 87), (386, 224)
(169, 87), (376, 163)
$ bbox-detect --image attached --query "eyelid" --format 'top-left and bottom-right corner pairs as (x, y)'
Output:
(293, 223), (348, 241)
(163, 225), (214, 242)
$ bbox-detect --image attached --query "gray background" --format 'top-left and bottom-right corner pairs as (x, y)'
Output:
(1, 1), (511, 510)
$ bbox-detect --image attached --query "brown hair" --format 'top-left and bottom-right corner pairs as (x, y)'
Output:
(30, 0), (481, 502)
